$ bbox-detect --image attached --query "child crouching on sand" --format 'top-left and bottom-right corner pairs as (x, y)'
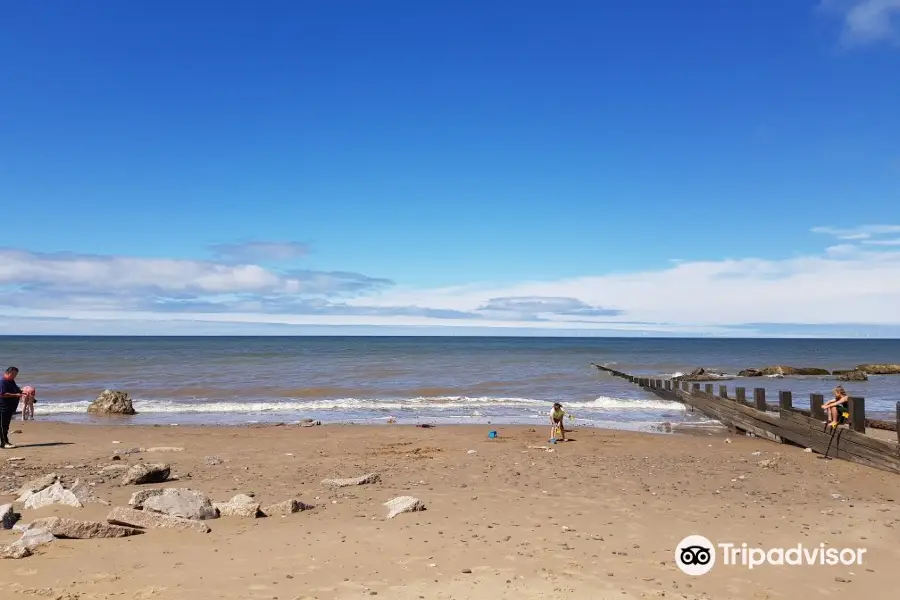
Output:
(549, 402), (567, 441)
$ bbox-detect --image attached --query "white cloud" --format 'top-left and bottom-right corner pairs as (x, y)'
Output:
(820, 0), (900, 45)
(2, 229), (900, 334)
(811, 224), (900, 239)
(862, 238), (900, 245)
(208, 240), (309, 262)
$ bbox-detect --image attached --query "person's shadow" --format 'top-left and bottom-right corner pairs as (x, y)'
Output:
(13, 442), (74, 448)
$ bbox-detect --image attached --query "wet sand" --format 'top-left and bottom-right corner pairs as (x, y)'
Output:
(2, 422), (899, 599)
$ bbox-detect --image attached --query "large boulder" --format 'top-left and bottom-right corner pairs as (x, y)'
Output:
(856, 364), (900, 375)
(88, 390), (137, 415)
(758, 366), (830, 376)
(22, 481), (83, 510)
(142, 488), (219, 521)
(673, 368), (732, 382)
(838, 370), (869, 382)
(28, 517), (143, 539)
(107, 507), (210, 533)
(738, 368), (763, 377)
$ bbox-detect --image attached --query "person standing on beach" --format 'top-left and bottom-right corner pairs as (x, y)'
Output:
(0, 366), (23, 448)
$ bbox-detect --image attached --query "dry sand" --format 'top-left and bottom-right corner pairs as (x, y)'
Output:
(1, 422), (899, 599)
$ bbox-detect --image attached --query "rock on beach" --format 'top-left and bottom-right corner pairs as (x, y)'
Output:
(261, 499), (313, 516)
(142, 488), (219, 521)
(28, 517), (143, 539)
(121, 463), (171, 486)
(856, 363), (900, 375)
(215, 494), (262, 518)
(22, 481), (83, 510)
(321, 473), (381, 488)
(107, 507), (211, 533)
(88, 390), (137, 415)
(384, 496), (425, 519)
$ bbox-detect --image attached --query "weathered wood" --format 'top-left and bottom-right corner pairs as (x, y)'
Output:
(754, 388), (766, 412)
(719, 385), (728, 398)
(810, 394), (825, 421)
(602, 361), (900, 474)
(779, 391), (793, 411)
(849, 397), (866, 434)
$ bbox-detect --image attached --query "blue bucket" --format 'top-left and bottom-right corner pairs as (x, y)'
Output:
(488, 430), (498, 439)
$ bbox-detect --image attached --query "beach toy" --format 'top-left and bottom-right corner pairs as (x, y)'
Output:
(488, 430), (498, 439)
(549, 438), (557, 444)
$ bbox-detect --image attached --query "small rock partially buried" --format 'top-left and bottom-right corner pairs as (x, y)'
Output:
(107, 506), (211, 533)
(262, 499), (313, 516)
(121, 463), (171, 486)
(384, 496), (425, 519)
(321, 473), (381, 489)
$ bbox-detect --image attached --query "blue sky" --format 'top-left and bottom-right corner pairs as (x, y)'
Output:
(1, 1), (899, 336)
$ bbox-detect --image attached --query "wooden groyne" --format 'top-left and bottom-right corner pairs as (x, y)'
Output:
(593, 363), (900, 475)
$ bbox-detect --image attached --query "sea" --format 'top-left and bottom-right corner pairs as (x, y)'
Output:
(3, 336), (898, 431)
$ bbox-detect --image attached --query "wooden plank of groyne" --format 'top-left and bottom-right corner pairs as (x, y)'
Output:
(849, 397), (866, 434)
(719, 385), (727, 398)
(735, 387), (746, 404)
(810, 394), (825, 421)
(754, 388), (767, 412)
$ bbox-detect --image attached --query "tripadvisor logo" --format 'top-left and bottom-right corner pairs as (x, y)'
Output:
(675, 535), (866, 575)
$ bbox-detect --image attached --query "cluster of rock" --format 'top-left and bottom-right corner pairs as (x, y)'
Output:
(3, 464), (425, 559)
(732, 363), (900, 382)
(737, 366), (831, 377)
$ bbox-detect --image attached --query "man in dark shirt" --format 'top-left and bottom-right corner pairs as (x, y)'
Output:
(0, 366), (23, 448)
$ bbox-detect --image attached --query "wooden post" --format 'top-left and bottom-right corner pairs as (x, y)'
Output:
(779, 391), (792, 411)
(692, 383), (700, 394)
(896, 402), (899, 445)
(810, 394), (825, 421)
(848, 397), (866, 433)
(735, 387), (746, 404)
(665, 380), (671, 391)
(704, 384), (713, 395)
(719, 385), (728, 398)
(754, 388), (766, 411)
(683, 381), (690, 392)
(657, 379), (663, 389)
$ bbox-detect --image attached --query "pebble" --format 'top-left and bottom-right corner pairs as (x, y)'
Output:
(461, 569), (472, 574)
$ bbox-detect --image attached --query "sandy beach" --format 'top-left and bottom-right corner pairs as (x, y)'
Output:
(2, 422), (899, 600)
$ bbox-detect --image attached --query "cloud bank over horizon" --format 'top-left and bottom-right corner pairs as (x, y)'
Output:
(2, 224), (900, 337)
